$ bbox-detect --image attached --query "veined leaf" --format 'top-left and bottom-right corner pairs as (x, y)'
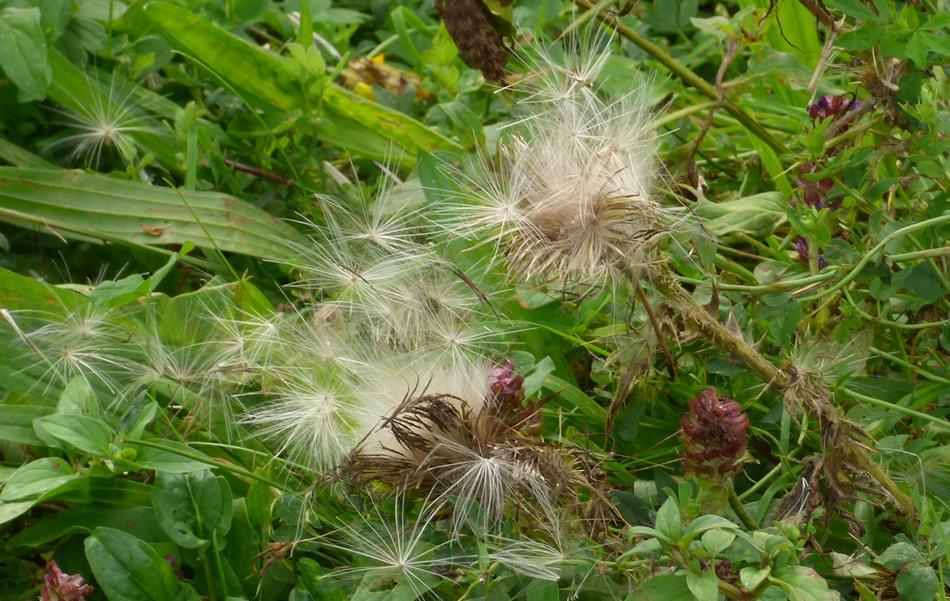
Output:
(0, 167), (307, 259)
(142, 2), (462, 163)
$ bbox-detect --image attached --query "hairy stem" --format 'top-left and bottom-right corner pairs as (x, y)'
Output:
(653, 271), (919, 519)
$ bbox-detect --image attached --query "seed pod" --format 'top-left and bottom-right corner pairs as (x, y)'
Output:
(680, 388), (749, 480)
(435, 0), (509, 81)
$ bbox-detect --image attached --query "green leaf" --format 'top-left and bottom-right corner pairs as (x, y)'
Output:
(895, 565), (938, 601)
(826, 0), (880, 21)
(683, 514), (739, 539)
(0, 404), (53, 445)
(85, 527), (199, 601)
(131, 440), (213, 474)
(875, 542), (924, 570)
(56, 376), (100, 416)
(904, 31), (929, 67)
(297, 558), (348, 601)
(0, 167), (307, 260)
(740, 566), (770, 590)
(700, 529), (737, 556)
(686, 570), (718, 601)
(0, 7), (52, 101)
(0, 136), (55, 168)
(773, 566), (838, 601)
(837, 26), (883, 51)
(142, 2), (461, 163)
(628, 575), (693, 601)
(152, 470), (233, 550)
(8, 505), (165, 549)
(525, 579), (560, 601)
(654, 497), (682, 543)
(0, 457), (77, 502)
(694, 192), (788, 238)
(35, 414), (113, 455)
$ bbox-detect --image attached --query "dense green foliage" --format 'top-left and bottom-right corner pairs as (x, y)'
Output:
(0, 1), (947, 600)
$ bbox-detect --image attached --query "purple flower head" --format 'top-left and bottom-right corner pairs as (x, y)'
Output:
(808, 95), (860, 121)
(794, 238), (828, 268)
(489, 359), (524, 410)
(680, 388), (750, 480)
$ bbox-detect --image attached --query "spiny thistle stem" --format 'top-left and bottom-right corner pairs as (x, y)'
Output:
(651, 270), (919, 519)
(571, 0), (789, 155)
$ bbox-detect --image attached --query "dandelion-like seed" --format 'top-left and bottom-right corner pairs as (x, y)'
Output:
(324, 493), (459, 597)
(16, 305), (134, 395)
(489, 535), (567, 581)
(45, 73), (163, 168)
(242, 373), (371, 472)
(441, 33), (674, 288)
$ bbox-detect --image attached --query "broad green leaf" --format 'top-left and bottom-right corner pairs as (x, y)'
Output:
(152, 470), (233, 550)
(826, 0), (880, 21)
(0, 404), (53, 445)
(683, 514), (739, 539)
(654, 497), (682, 542)
(875, 542), (924, 570)
(0, 136), (55, 168)
(773, 566), (838, 601)
(35, 414), (113, 455)
(762, 1), (821, 67)
(0, 167), (307, 259)
(895, 565), (938, 601)
(686, 570), (718, 601)
(701, 529), (736, 556)
(0, 7), (52, 101)
(8, 505), (165, 549)
(525, 579), (560, 601)
(693, 192), (787, 237)
(297, 558), (349, 601)
(740, 566), (771, 590)
(628, 574), (693, 601)
(142, 2), (462, 163)
(0, 457), (77, 502)
(131, 440), (213, 474)
(85, 527), (199, 601)
(0, 500), (35, 525)
(46, 50), (179, 169)
(57, 376), (100, 416)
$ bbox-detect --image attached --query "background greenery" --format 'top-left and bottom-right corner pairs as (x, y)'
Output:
(0, 0), (947, 600)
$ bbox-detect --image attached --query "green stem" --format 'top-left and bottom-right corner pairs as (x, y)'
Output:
(728, 482), (759, 530)
(802, 214), (950, 302)
(572, 0), (788, 155)
(837, 387), (950, 431)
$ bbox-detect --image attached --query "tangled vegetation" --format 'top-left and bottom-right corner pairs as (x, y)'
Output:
(0, 1), (947, 600)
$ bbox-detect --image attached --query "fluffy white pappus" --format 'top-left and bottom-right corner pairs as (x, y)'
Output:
(241, 372), (379, 472)
(444, 32), (672, 288)
(323, 492), (460, 598)
(488, 535), (567, 581)
(425, 436), (558, 538)
(44, 72), (165, 168)
(14, 305), (135, 395)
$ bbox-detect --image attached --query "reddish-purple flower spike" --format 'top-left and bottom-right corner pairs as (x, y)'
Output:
(40, 560), (94, 601)
(680, 388), (750, 480)
(489, 359), (525, 413)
